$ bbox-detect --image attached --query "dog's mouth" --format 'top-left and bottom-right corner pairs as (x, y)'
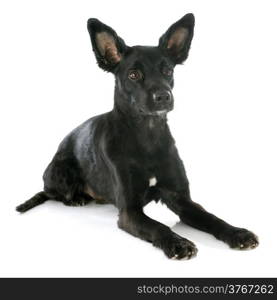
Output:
(153, 110), (168, 116)
(139, 108), (171, 117)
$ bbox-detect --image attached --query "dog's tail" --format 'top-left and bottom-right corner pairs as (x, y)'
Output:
(16, 191), (50, 213)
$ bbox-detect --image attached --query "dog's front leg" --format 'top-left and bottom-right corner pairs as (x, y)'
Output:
(118, 207), (197, 259)
(157, 152), (259, 250)
(163, 194), (259, 250)
(108, 161), (197, 259)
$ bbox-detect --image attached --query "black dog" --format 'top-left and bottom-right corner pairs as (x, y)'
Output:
(17, 14), (259, 259)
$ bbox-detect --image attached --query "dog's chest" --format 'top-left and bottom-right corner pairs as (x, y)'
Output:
(149, 176), (157, 187)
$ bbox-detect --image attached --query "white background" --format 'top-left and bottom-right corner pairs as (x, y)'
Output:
(0, 0), (276, 277)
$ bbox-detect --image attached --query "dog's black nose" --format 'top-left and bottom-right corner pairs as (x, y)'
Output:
(153, 90), (172, 103)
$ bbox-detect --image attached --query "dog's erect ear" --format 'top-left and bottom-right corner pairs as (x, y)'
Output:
(87, 19), (128, 72)
(159, 13), (195, 64)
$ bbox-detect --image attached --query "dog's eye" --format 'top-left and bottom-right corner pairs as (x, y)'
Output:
(162, 67), (173, 77)
(128, 70), (142, 81)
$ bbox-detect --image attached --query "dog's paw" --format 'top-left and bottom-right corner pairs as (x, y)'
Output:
(226, 228), (259, 250)
(154, 234), (198, 260)
(63, 198), (90, 207)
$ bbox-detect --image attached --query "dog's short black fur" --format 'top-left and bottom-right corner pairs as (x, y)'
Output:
(17, 14), (258, 259)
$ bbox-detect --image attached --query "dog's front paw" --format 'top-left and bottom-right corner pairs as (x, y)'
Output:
(226, 228), (259, 250)
(154, 233), (198, 260)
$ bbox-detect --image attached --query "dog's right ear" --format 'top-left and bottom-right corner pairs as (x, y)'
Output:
(87, 19), (128, 72)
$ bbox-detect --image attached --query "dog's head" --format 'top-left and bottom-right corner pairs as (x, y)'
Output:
(87, 14), (194, 117)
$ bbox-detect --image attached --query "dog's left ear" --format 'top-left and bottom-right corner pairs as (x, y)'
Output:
(159, 13), (195, 64)
(87, 18), (128, 72)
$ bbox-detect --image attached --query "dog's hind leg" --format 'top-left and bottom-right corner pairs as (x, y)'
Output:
(61, 192), (93, 207)
(16, 152), (94, 213)
(43, 153), (94, 207)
